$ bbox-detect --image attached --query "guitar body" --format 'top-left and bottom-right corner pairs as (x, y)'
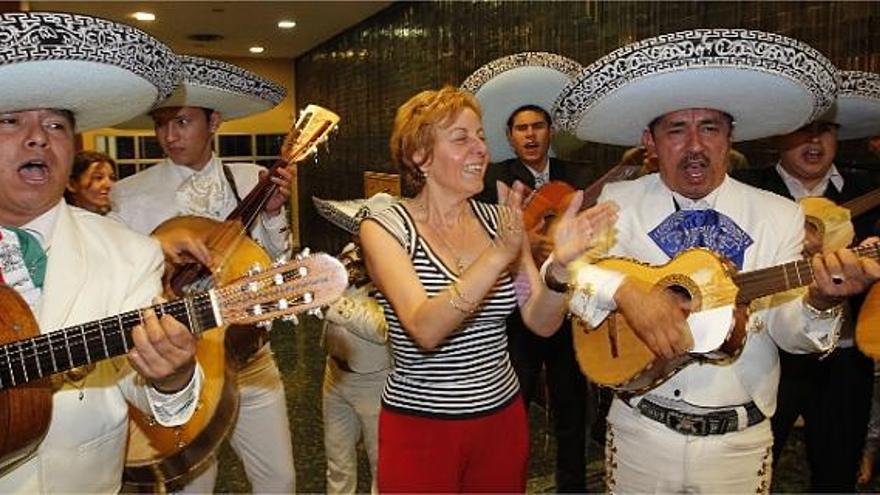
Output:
(124, 215), (271, 489)
(573, 249), (749, 393)
(856, 283), (880, 359)
(0, 286), (52, 472)
(800, 196), (855, 253)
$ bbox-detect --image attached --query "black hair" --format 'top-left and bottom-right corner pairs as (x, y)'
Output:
(506, 105), (552, 132)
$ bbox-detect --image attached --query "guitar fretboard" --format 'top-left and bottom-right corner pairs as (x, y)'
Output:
(734, 242), (880, 303)
(0, 293), (216, 391)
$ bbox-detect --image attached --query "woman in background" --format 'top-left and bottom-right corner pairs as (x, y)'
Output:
(66, 150), (116, 215)
(359, 86), (617, 492)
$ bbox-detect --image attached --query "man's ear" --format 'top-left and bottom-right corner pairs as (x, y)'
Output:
(208, 111), (223, 133)
(65, 180), (76, 194)
(641, 128), (656, 155)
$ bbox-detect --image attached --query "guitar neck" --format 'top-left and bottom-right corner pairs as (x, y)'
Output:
(226, 159), (285, 230)
(843, 188), (880, 219)
(0, 293), (217, 391)
(734, 243), (880, 303)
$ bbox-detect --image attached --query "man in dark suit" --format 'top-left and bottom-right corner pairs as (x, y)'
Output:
(478, 104), (598, 492)
(734, 118), (880, 492)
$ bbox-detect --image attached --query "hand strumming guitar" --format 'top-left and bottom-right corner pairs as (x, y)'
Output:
(613, 278), (694, 360)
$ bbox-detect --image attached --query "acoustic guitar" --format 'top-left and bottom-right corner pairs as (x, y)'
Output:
(0, 252), (346, 475)
(125, 105), (341, 489)
(800, 189), (880, 358)
(572, 243), (880, 393)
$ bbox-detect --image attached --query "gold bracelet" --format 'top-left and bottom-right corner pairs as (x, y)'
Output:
(447, 282), (478, 314)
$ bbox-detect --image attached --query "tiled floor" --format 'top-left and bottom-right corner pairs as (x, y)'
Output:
(211, 318), (880, 493)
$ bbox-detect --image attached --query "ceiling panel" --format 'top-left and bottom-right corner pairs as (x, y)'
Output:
(31, 1), (391, 59)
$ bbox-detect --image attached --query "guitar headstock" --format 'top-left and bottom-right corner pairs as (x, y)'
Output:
(281, 104), (341, 164)
(215, 252), (347, 326)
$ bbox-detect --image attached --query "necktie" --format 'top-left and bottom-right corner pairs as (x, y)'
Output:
(648, 209), (753, 269)
(0, 226), (47, 288)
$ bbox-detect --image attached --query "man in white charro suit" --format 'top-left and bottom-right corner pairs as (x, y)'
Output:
(547, 29), (880, 492)
(0, 12), (201, 493)
(111, 56), (296, 493)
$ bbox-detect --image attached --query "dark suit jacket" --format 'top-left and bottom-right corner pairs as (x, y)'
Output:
(476, 157), (599, 203)
(732, 165), (880, 242)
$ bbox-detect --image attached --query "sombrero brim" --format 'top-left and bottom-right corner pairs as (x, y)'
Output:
(313, 193), (397, 234)
(554, 29), (839, 147)
(823, 71), (880, 141)
(117, 55), (286, 129)
(461, 52), (582, 162)
(0, 12), (179, 131)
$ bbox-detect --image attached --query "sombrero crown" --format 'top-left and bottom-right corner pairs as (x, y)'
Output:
(554, 29), (839, 146)
(0, 11), (180, 131)
(118, 55), (287, 129)
(461, 52), (582, 162)
(821, 70), (880, 141)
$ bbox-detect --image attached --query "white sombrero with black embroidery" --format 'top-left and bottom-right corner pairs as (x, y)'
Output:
(819, 70), (880, 141)
(119, 55), (286, 129)
(313, 193), (397, 234)
(0, 11), (180, 131)
(461, 52), (582, 162)
(554, 29), (840, 146)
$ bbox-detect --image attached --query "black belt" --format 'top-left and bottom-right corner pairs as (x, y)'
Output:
(633, 398), (765, 436)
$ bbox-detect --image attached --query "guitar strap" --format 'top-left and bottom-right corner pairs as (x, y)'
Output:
(222, 164), (244, 205)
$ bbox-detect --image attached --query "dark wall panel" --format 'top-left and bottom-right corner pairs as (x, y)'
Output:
(296, 1), (880, 251)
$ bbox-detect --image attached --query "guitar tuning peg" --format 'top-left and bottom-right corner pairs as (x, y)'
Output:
(256, 320), (273, 330)
(248, 262), (264, 275)
(274, 273), (284, 286)
(278, 298), (289, 310)
(273, 254), (289, 267)
(308, 308), (324, 319)
(296, 247), (311, 260)
(282, 314), (299, 325)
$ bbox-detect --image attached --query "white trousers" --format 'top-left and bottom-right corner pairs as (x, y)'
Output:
(180, 345), (296, 493)
(606, 398), (772, 494)
(322, 360), (389, 494)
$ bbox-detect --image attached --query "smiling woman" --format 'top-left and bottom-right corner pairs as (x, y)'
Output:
(65, 150), (117, 215)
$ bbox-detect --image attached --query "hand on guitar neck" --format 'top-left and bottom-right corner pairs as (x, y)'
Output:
(260, 164), (294, 218)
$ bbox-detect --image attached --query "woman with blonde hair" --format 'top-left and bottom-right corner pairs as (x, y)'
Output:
(359, 86), (617, 492)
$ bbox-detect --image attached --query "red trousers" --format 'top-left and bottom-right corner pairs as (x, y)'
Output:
(377, 396), (528, 493)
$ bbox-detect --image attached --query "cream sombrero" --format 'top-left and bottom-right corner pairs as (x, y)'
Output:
(313, 193), (397, 234)
(554, 29), (840, 146)
(119, 55), (286, 129)
(461, 52), (582, 162)
(0, 11), (180, 131)
(820, 70), (880, 141)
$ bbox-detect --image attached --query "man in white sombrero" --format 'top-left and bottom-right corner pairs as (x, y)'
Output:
(547, 29), (880, 492)
(313, 192), (394, 494)
(0, 12), (201, 492)
(462, 51), (595, 492)
(733, 70), (880, 492)
(109, 55), (295, 493)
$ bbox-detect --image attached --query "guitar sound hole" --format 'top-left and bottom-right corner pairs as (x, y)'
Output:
(664, 284), (693, 315)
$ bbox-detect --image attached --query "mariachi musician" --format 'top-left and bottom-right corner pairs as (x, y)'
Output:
(0, 12), (200, 492)
(464, 52), (599, 492)
(110, 56), (295, 492)
(733, 70), (880, 492)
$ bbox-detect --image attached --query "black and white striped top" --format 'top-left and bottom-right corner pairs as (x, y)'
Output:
(367, 199), (519, 418)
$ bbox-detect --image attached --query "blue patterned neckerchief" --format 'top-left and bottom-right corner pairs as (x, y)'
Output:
(648, 201), (753, 270)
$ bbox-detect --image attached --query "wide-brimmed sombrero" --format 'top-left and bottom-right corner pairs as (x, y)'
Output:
(554, 29), (839, 146)
(118, 55), (286, 129)
(461, 52), (582, 162)
(313, 193), (397, 234)
(0, 11), (180, 131)
(820, 70), (880, 141)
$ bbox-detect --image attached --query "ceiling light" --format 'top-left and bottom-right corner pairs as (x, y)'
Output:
(132, 12), (156, 22)
(249, 46), (265, 54)
(277, 20), (297, 29)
